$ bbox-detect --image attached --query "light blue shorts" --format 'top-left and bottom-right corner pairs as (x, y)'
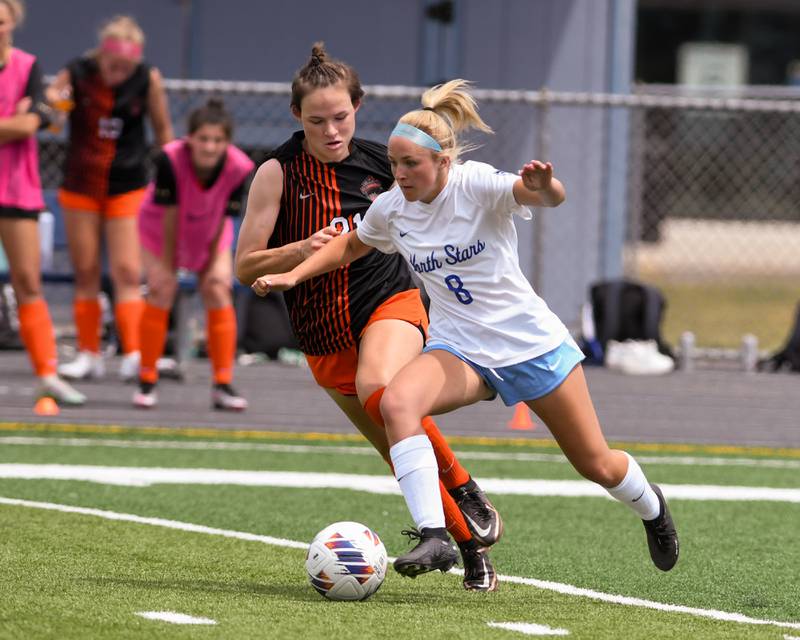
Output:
(424, 336), (585, 406)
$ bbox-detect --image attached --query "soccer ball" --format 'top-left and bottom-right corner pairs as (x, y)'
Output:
(305, 521), (388, 601)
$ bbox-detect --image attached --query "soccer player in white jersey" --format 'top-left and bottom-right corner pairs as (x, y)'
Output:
(252, 79), (679, 578)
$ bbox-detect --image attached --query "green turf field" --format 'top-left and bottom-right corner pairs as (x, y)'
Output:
(1, 423), (798, 639)
(651, 278), (800, 352)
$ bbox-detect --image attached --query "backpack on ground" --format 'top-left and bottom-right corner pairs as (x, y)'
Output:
(238, 289), (299, 359)
(758, 300), (800, 373)
(580, 279), (673, 364)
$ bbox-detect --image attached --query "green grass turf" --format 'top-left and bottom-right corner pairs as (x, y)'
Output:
(2, 504), (790, 640)
(651, 277), (800, 352)
(0, 430), (800, 639)
(0, 428), (798, 638)
(1, 435), (799, 488)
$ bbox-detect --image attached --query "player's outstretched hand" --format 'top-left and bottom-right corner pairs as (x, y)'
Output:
(519, 160), (553, 192)
(303, 225), (341, 258)
(251, 273), (297, 296)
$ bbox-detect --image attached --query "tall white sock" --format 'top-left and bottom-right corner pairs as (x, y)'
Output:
(390, 434), (445, 530)
(606, 452), (660, 520)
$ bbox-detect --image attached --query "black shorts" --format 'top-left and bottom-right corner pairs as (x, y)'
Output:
(0, 206), (40, 220)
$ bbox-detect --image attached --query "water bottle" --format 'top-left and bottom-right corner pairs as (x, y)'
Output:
(678, 331), (695, 372)
(38, 211), (54, 272)
(741, 334), (758, 373)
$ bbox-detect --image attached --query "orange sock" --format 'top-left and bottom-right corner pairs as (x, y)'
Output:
(73, 298), (101, 353)
(207, 306), (237, 385)
(422, 416), (470, 490)
(139, 303), (169, 383)
(115, 299), (144, 354)
(364, 387), (472, 543)
(18, 299), (58, 377)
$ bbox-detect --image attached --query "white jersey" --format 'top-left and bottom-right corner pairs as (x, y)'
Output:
(356, 160), (568, 367)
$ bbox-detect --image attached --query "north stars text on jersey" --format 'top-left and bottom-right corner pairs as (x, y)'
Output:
(409, 239), (487, 274)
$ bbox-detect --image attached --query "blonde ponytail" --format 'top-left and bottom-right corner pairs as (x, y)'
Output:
(398, 79), (492, 161)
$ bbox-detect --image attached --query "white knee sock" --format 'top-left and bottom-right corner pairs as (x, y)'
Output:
(606, 452), (660, 520)
(390, 434), (445, 530)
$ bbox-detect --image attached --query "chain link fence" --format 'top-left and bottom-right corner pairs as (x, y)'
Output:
(36, 80), (800, 352)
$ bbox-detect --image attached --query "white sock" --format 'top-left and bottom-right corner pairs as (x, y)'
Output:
(606, 452), (660, 520)
(390, 435), (445, 530)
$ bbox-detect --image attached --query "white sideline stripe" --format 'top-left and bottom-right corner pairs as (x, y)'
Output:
(136, 611), (216, 625)
(3, 436), (800, 470)
(785, 635), (800, 639)
(1, 464), (799, 503)
(495, 571), (800, 630)
(1, 495), (799, 632)
(488, 621), (569, 636)
(0, 496), (307, 549)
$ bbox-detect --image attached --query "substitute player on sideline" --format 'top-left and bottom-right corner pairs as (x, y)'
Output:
(134, 98), (253, 411)
(235, 44), (501, 591)
(0, 0), (84, 405)
(47, 15), (173, 383)
(253, 79), (680, 579)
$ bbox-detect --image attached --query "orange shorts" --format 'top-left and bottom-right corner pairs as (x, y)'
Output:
(305, 289), (429, 396)
(57, 188), (146, 219)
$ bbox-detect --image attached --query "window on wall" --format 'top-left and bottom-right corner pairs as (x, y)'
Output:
(636, 2), (800, 85)
(419, 0), (460, 85)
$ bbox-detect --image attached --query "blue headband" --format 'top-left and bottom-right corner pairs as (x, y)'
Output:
(390, 122), (442, 152)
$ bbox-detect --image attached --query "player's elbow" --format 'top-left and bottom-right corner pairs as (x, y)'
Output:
(234, 260), (254, 287)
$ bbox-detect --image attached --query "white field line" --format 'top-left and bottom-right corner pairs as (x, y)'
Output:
(1, 464), (800, 503)
(2, 436), (799, 470)
(488, 621), (570, 636)
(1, 495), (799, 632)
(136, 611), (216, 625)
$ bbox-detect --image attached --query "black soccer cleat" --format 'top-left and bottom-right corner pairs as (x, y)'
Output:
(393, 528), (458, 578)
(449, 478), (504, 547)
(458, 539), (498, 592)
(642, 483), (679, 571)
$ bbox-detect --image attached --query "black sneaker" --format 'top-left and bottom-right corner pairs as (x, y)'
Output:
(642, 483), (679, 571)
(449, 478), (504, 547)
(393, 528), (458, 578)
(458, 539), (498, 592)
(212, 383), (248, 411)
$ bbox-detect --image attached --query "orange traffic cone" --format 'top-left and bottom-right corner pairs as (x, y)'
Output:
(33, 396), (60, 416)
(508, 402), (534, 430)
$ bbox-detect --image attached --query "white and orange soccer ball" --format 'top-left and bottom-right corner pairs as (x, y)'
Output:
(305, 521), (388, 601)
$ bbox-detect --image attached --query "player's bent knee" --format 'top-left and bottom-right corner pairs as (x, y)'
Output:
(111, 264), (141, 289)
(10, 273), (41, 301)
(147, 282), (177, 308)
(199, 278), (229, 303)
(578, 458), (619, 487)
(379, 385), (422, 425)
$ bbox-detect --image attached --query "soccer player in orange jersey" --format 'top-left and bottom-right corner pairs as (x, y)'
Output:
(235, 43), (502, 591)
(47, 15), (173, 383)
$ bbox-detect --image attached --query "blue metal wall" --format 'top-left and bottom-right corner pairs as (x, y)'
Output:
(16, 0), (636, 328)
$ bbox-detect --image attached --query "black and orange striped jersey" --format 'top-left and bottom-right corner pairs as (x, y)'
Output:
(61, 56), (151, 198)
(268, 132), (415, 355)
